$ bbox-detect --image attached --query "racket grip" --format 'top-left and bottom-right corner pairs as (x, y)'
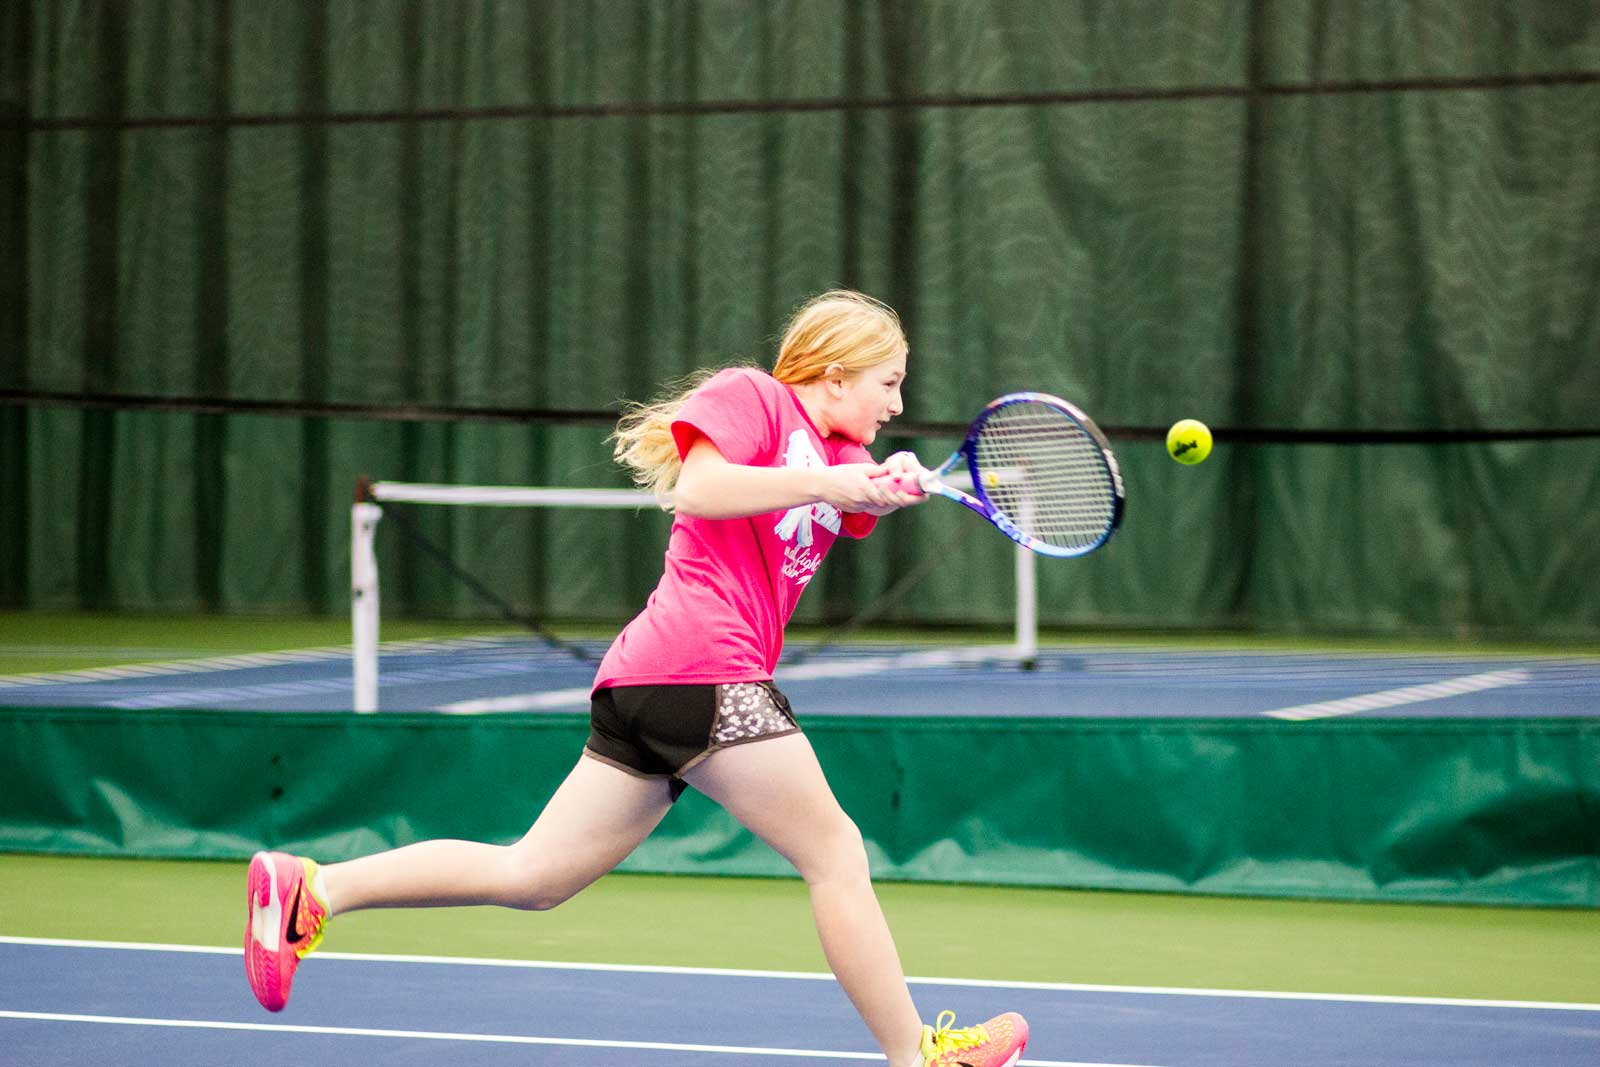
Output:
(871, 470), (926, 495)
(904, 476), (928, 496)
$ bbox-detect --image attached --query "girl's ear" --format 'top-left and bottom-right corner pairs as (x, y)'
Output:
(823, 362), (848, 396)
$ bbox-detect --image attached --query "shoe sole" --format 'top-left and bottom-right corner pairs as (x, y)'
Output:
(244, 852), (289, 1011)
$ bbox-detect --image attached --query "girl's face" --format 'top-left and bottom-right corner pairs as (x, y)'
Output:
(829, 354), (907, 445)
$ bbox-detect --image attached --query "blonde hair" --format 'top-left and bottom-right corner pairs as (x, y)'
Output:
(612, 290), (907, 503)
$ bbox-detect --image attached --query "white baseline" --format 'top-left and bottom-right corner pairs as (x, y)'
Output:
(1261, 669), (1530, 721)
(3, 937), (1595, 1013)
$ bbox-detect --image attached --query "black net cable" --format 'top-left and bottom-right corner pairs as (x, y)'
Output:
(377, 501), (595, 663)
(781, 519), (980, 667)
(14, 69), (1600, 132)
(7, 389), (1598, 444)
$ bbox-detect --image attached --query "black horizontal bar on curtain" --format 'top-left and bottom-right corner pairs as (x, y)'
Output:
(10, 70), (1600, 132)
(6, 388), (1599, 445)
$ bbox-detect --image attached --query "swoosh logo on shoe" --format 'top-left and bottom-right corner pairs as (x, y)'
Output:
(285, 883), (308, 945)
(956, 1051), (1018, 1067)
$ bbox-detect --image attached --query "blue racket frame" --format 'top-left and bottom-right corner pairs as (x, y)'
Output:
(917, 391), (1125, 557)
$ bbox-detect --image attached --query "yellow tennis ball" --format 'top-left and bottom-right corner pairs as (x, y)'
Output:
(1166, 419), (1213, 465)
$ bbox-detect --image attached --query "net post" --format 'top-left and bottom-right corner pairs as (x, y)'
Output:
(1014, 542), (1038, 669)
(351, 498), (383, 712)
(1013, 492), (1039, 670)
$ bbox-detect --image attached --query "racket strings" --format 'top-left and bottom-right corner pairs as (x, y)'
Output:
(972, 403), (1118, 550)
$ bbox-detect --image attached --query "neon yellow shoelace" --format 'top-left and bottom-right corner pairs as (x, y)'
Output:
(922, 1010), (991, 1056)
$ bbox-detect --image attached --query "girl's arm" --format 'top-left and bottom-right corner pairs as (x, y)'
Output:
(673, 436), (919, 519)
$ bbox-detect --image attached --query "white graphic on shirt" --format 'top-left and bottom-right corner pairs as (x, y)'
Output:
(772, 430), (839, 585)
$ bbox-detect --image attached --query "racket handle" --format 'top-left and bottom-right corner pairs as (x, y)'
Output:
(871, 470), (926, 496)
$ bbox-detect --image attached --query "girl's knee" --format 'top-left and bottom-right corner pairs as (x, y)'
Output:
(497, 845), (573, 911)
(508, 886), (579, 911)
(511, 888), (569, 912)
(797, 817), (872, 885)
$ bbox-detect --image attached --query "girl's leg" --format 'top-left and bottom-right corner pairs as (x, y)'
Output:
(321, 755), (674, 914)
(680, 734), (923, 1067)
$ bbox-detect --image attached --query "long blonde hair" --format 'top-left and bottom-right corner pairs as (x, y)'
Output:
(612, 290), (907, 503)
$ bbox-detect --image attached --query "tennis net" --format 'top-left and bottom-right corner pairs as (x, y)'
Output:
(350, 476), (1040, 712)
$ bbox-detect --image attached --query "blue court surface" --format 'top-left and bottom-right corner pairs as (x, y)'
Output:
(1, 635), (1596, 718)
(4, 938), (1598, 1066)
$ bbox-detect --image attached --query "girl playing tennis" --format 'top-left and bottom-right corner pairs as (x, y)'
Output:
(244, 290), (1030, 1066)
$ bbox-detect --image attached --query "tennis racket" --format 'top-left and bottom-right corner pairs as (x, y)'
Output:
(891, 392), (1125, 557)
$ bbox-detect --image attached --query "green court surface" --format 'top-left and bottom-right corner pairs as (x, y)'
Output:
(3, 854), (1597, 1006)
(0, 613), (529, 677)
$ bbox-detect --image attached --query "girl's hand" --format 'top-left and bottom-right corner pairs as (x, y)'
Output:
(880, 450), (930, 488)
(816, 463), (899, 513)
(843, 452), (931, 517)
(865, 451), (931, 515)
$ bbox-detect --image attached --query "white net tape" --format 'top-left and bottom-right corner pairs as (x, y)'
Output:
(369, 482), (659, 509)
(972, 401), (1117, 551)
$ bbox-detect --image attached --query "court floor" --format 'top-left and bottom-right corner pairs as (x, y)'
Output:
(6, 938), (1598, 1066)
(2, 635), (1596, 718)
(4, 629), (1596, 1064)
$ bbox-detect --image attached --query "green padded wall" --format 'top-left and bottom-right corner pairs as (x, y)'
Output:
(3, 707), (1595, 907)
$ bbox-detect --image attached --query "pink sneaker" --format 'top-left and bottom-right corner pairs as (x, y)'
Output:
(244, 851), (329, 1012)
(919, 1009), (1029, 1067)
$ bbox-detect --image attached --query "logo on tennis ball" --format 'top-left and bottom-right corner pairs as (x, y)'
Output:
(1166, 419), (1212, 465)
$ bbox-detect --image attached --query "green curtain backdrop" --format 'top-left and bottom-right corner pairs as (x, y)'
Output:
(3, 1), (1599, 637)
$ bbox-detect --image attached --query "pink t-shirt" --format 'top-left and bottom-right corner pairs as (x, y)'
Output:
(592, 368), (878, 690)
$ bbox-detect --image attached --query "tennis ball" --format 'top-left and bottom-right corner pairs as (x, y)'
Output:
(1166, 419), (1212, 465)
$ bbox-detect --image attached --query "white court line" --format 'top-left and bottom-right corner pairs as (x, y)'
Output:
(1260, 669), (1531, 721)
(0, 648), (347, 688)
(0, 635), (528, 690)
(441, 684), (593, 712)
(441, 645), (1023, 713)
(0, 1011), (1143, 1066)
(0, 1011), (852, 1062)
(4, 938), (1596, 1013)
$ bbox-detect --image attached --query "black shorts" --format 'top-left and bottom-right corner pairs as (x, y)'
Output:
(584, 682), (800, 802)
